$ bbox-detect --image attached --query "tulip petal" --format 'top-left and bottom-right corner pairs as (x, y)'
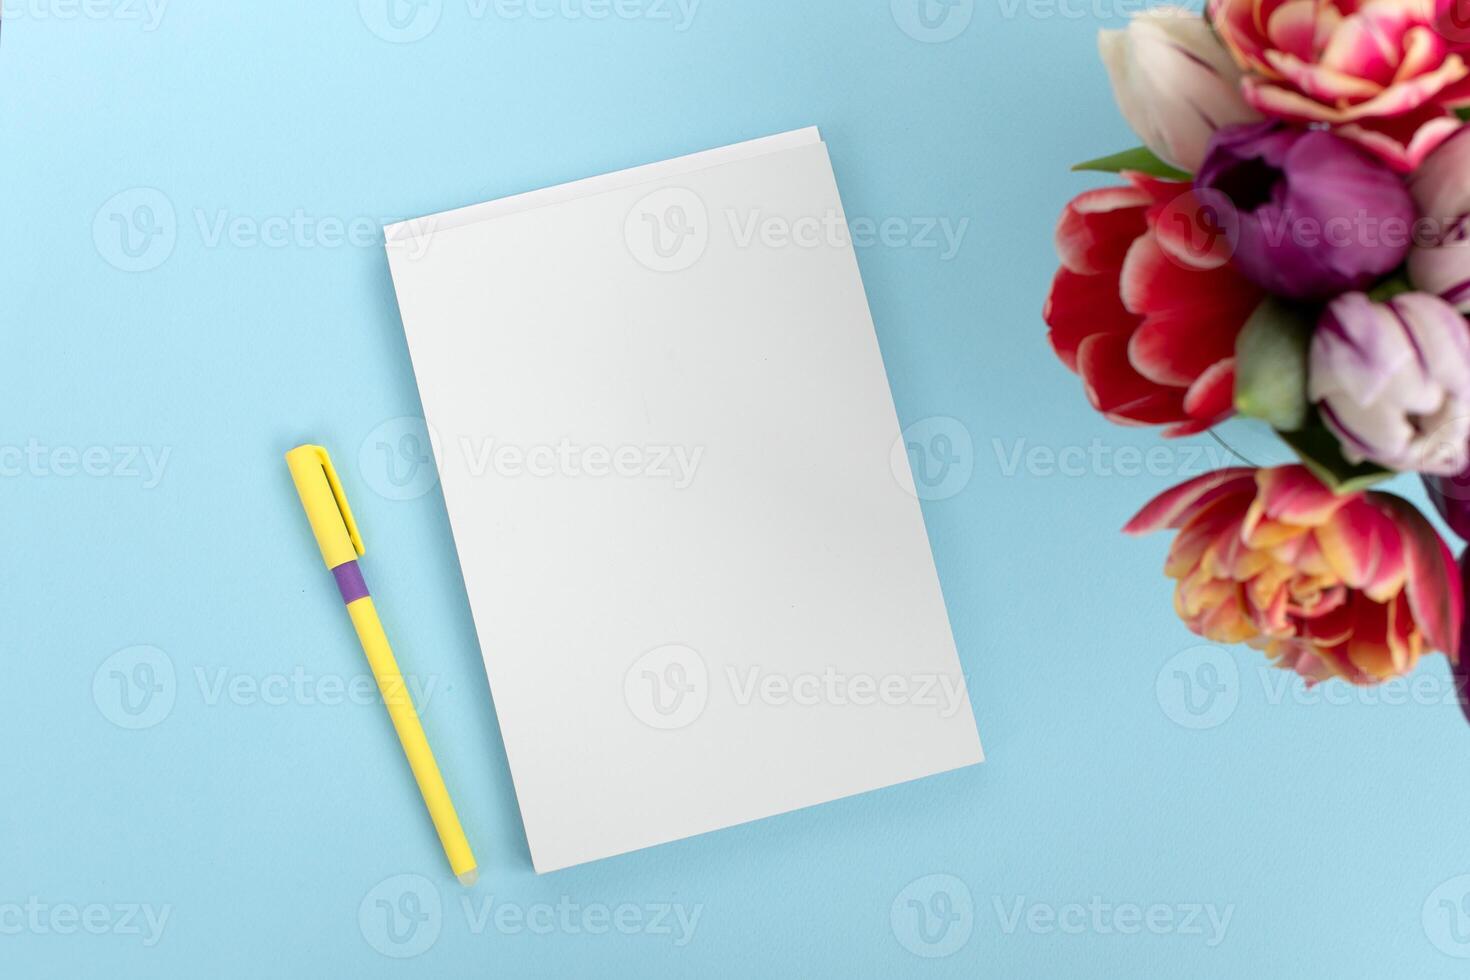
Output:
(1128, 306), (1240, 388)
(1371, 493), (1464, 657)
(1319, 7), (1410, 86)
(1314, 498), (1382, 589)
(1363, 505), (1408, 602)
(1076, 333), (1186, 425)
(1166, 494), (1252, 576)
(1410, 122), (1470, 217)
(1304, 597), (1356, 647)
(1243, 76), (1352, 122)
(1056, 186), (1152, 274)
(1252, 465), (1356, 527)
(1209, 0), (1277, 75)
(1267, 50), (1384, 103)
(1120, 232), (1263, 318)
(1346, 597), (1399, 680)
(1336, 107), (1464, 172)
(1266, 0), (1337, 65)
(1182, 358), (1237, 423)
(1386, 590), (1423, 675)
(1119, 234), (1184, 314)
(1124, 468), (1257, 535)
(1408, 233), (1470, 312)
(1250, 49), (1469, 123)
(1349, 54), (1469, 119)
(1395, 25), (1451, 83)
(1044, 266), (1140, 371)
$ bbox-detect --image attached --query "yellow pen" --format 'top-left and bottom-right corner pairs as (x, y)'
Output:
(285, 444), (478, 887)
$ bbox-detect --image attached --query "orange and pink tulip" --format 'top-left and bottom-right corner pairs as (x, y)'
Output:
(1126, 465), (1463, 685)
(1207, 0), (1470, 171)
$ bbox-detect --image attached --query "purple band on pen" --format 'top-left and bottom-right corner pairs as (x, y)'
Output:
(331, 561), (370, 604)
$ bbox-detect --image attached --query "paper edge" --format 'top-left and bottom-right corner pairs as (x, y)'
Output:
(384, 126), (821, 242)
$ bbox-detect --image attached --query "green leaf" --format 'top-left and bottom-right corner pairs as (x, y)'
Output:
(1367, 273), (1411, 302)
(1278, 417), (1395, 494)
(1234, 297), (1315, 432)
(1458, 107), (1470, 122)
(1071, 147), (1191, 182)
(1234, 298), (1397, 493)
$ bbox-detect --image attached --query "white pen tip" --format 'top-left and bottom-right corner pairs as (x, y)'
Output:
(457, 868), (479, 887)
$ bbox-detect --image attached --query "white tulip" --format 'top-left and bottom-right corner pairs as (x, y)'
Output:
(1099, 8), (1260, 174)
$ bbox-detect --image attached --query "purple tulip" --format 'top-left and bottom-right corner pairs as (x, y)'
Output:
(1310, 292), (1470, 476)
(1196, 122), (1415, 301)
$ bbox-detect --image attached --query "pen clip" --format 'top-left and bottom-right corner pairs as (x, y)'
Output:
(314, 446), (364, 557)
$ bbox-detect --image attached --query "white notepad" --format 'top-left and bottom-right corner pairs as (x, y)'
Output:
(385, 129), (983, 873)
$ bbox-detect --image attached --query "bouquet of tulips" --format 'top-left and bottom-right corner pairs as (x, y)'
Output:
(1045, 0), (1470, 711)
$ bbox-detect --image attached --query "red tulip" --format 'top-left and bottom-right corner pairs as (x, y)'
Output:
(1044, 173), (1263, 437)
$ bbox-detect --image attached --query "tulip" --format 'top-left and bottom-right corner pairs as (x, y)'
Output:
(1196, 122), (1416, 301)
(1424, 466), (1470, 541)
(1126, 466), (1462, 685)
(1409, 125), (1470, 312)
(1044, 173), (1262, 435)
(1208, 0), (1470, 172)
(1409, 221), (1470, 311)
(1098, 7), (1261, 173)
(1310, 292), (1470, 476)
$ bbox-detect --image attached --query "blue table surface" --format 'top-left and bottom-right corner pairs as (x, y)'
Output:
(6, 2), (1470, 977)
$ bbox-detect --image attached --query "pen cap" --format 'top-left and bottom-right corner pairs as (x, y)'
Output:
(285, 445), (364, 569)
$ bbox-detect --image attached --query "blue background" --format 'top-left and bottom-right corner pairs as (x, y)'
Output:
(5, 1), (1470, 976)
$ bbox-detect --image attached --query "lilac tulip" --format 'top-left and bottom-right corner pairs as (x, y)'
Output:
(1196, 122), (1415, 301)
(1409, 125), (1470, 312)
(1310, 292), (1470, 476)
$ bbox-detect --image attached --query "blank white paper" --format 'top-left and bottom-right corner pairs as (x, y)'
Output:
(385, 130), (983, 873)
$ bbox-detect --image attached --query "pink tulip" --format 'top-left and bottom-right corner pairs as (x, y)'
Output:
(1208, 0), (1470, 172)
(1126, 466), (1462, 685)
(1098, 7), (1261, 173)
